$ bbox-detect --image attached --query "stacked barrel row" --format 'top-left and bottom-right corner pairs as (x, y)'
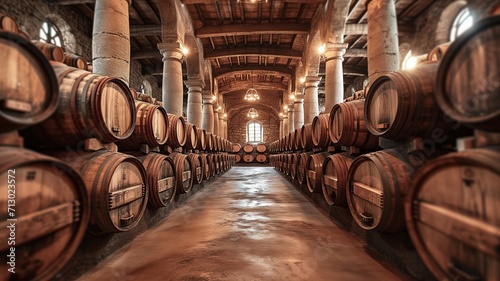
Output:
(230, 143), (269, 163)
(0, 16), (234, 281)
(271, 15), (500, 281)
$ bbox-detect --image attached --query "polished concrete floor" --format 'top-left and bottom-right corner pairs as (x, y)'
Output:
(78, 166), (408, 281)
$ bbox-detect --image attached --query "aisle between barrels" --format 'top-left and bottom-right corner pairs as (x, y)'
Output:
(77, 166), (408, 281)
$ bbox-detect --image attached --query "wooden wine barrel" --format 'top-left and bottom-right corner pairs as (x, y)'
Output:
(406, 148), (500, 281)
(235, 154), (242, 163)
(183, 123), (198, 150)
(365, 62), (452, 139)
(60, 150), (148, 234)
(288, 131), (295, 151)
(290, 153), (300, 180)
(243, 144), (254, 153)
(196, 128), (207, 151)
(256, 143), (267, 153)
(306, 152), (330, 193)
(21, 64), (135, 147)
(347, 149), (424, 232)
(435, 16), (500, 132)
(0, 14), (19, 33)
(166, 114), (187, 148)
(187, 153), (203, 184)
(32, 41), (64, 62)
(215, 136), (222, 152)
(205, 132), (213, 151)
(117, 100), (169, 150)
(243, 153), (254, 163)
(137, 152), (176, 208)
(427, 42), (450, 62)
(232, 143), (242, 153)
(255, 153), (267, 163)
(1, 31), (60, 132)
(312, 114), (331, 148)
(198, 153), (211, 181)
(301, 124), (315, 151)
(210, 134), (218, 152)
(0, 147), (89, 281)
(63, 53), (88, 70)
(294, 127), (303, 150)
(322, 153), (354, 206)
(206, 153), (216, 177)
(214, 153), (223, 174)
(297, 152), (313, 185)
(169, 152), (193, 194)
(329, 100), (379, 150)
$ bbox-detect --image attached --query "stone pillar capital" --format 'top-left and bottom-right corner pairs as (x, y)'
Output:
(158, 42), (185, 62)
(304, 76), (322, 88)
(202, 95), (214, 104)
(184, 79), (205, 92)
(324, 43), (349, 61)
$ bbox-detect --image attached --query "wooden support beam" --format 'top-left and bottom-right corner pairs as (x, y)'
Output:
(205, 46), (302, 60)
(218, 81), (287, 95)
(195, 23), (309, 38)
(49, 0), (94, 4)
(132, 49), (161, 59)
(213, 64), (293, 78)
(130, 25), (161, 37)
(344, 48), (367, 58)
(344, 23), (415, 36)
(181, 0), (326, 4)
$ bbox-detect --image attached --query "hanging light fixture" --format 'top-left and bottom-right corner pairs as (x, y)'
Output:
(247, 108), (258, 119)
(244, 71), (260, 101)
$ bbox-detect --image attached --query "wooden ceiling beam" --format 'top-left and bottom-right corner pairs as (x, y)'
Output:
(195, 23), (309, 38)
(344, 23), (414, 36)
(130, 25), (161, 37)
(213, 65), (293, 79)
(49, 0), (94, 5)
(218, 81), (288, 95)
(181, 0), (326, 4)
(205, 46), (302, 60)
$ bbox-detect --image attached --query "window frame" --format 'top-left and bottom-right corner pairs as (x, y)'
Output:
(450, 7), (474, 41)
(246, 121), (263, 143)
(39, 19), (64, 48)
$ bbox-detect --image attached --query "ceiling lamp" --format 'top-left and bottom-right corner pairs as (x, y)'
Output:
(237, 0), (268, 4)
(244, 71), (260, 101)
(247, 108), (258, 119)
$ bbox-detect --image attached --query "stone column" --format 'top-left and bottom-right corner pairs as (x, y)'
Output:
(158, 42), (185, 116)
(219, 115), (226, 139)
(287, 106), (294, 133)
(303, 76), (322, 124)
(324, 43), (348, 113)
(364, 0), (400, 85)
(213, 108), (220, 136)
(293, 95), (304, 130)
(92, 0), (131, 84)
(202, 94), (214, 133)
(279, 116), (284, 139)
(283, 115), (288, 137)
(184, 79), (204, 128)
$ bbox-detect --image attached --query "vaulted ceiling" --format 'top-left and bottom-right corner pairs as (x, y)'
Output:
(53, 0), (434, 101)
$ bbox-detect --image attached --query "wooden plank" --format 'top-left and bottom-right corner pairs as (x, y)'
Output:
(0, 202), (76, 251)
(352, 181), (383, 208)
(182, 170), (191, 182)
(157, 177), (174, 193)
(418, 202), (500, 258)
(308, 170), (316, 180)
(195, 23), (310, 38)
(0, 99), (33, 113)
(324, 175), (338, 189)
(108, 184), (144, 209)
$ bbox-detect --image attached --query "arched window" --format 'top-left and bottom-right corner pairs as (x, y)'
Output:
(39, 19), (64, 47)
(247, 121), (263, 143)
(450, 7), (473, 41)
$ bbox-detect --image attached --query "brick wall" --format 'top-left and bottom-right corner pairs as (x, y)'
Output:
(227, 108), (279, 145)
